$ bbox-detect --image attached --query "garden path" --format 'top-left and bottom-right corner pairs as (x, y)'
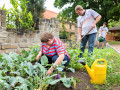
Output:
(109, 44), (120, 53)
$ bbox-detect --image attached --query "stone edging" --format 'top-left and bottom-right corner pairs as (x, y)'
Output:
(106, 42), (120, 54)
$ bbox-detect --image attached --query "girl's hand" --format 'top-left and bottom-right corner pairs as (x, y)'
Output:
(46, 69), (53, 76)
(36, 54), (40, 61)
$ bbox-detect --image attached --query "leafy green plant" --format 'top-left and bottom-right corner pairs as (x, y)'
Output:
(108, 19), (120, 28)
(21, 45), (41, 62)
(0, 42), (120, 89)
(66, 42), (84, 70)
(6, 0), (34, 31)
(59, 30), (69, 39)
(0, 45), (76, 89)
(68, 45), (120, 89)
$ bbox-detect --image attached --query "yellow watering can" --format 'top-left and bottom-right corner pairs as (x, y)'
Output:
(78, 59), (107, 84)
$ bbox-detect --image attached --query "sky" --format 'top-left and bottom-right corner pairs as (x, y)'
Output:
(0, 0), (70, 13)
(0, 0), (13, 9)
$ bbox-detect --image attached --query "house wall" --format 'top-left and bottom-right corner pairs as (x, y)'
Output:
(59, 22), (76, 39)
(59, 22), (76, 31)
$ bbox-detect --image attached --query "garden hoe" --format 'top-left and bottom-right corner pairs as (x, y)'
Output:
(75, 28), (93, 47)
(80, 28), (93, 41)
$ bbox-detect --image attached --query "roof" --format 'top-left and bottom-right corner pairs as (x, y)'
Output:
(43, 10), (58, 19)
(109, 25), (120, 31)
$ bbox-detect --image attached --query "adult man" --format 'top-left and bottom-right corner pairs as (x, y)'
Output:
(75, 5), (101, 57)
(98, 22), (108, 49)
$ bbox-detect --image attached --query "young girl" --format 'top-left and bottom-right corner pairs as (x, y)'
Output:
(36, 32), (70, 76)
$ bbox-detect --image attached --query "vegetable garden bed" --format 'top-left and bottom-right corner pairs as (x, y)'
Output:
(0, 45), (120, 90)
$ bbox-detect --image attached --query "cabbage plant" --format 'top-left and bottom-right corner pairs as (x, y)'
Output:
(0, 46), (76, 90)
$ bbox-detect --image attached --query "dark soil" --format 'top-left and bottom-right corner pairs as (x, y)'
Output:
(48, 70), (96, 90)
(48, 70), (120, 90)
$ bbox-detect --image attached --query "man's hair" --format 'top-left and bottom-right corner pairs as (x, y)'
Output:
(40, 32), (54, 42)
(103, 22), (107, 25)
(75, 5), (83, 11)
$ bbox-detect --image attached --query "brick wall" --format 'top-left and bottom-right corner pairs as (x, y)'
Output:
(0, 10), (59, 54)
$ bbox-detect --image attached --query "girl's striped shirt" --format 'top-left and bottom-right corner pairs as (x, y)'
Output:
(40, 37), (70, 59)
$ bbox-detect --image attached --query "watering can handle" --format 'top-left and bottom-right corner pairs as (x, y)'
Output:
(92, 59), (107, 66)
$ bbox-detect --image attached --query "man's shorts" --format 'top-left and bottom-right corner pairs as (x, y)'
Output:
(102, 38), (105, 42)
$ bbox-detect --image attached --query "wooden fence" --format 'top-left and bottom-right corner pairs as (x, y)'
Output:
(106, 32), (120, 41)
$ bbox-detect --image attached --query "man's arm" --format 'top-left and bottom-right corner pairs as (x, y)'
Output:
(91, 15), (102, 29)
(94, 15), (101, 24)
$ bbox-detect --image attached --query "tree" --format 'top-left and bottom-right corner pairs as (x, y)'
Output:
(108, 19), (120, 28)
(7, 0), (34, 32)
(54, 0), (120, 26)
(59, 23), (69, 39)
(26, 0), (46, 30)
(109, 3), (120, 21)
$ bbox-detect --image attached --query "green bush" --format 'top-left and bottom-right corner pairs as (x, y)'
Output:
(6, 0), (34, 31)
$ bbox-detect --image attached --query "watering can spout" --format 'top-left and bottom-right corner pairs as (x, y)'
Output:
(78, 59), (86, 65)
(78, 59), (94, 80)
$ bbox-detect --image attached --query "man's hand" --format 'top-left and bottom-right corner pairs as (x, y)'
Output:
(91, 23), (96, 30)
(78, 36), (82, 42)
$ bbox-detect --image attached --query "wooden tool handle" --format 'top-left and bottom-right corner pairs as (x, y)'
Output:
(80, 28), (93, 41)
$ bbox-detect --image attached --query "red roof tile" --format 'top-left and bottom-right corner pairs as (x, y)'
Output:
(43, 10), (58, 19)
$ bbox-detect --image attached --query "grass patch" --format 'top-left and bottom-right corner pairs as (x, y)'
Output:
(68, 46), (120, 89)
(108, 41), (120, 44)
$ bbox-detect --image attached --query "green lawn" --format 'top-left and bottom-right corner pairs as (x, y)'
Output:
(108, 41), (120, 44)
(68, 46), (120, 89)
(0, 45), (120, 89)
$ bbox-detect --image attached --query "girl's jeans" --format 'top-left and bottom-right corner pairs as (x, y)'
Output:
(38, 55), (70, 66)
